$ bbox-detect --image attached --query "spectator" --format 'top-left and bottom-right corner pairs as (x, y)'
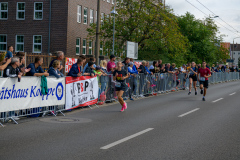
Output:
(138, 61), (147, 74)
(211, 64), (215, 72)
(214, 66), (222, 72)
(100, 60), (108, 94)
(84, 61), (95, 77)
(5, 46), (14, 59)
(158, 59), (162, 69)
(83, 57), (96, 73)
(225, 65), (230, 73)
(107, 54), (116, 72)
(16, 52), (31, 75)
(79, 55), (87, 71)
(3, 57), (22, 78)
(130, 58), (138, 74)
(67, 58), (83, 77)
(160, 64), (166, 73)
(150, 61), (159, 74)
(128, 62), (138, 96)
(145, 61), (152, 75)
(122, 57), (130, 73)
(0, 57), (11, 71)
(165, 63), (174, 74)
(26, 56), (49, 77)
(48, 60), (64, 78)
(49, 51), (64, 72)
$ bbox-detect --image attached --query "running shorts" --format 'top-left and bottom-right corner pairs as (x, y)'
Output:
(200, 80), (208, 88)
(115, 83), (126, 91)
(189, 75), (197, 81)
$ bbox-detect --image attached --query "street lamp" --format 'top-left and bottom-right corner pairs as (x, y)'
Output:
(232, 37), (240, 66)
(110, 6), (118, 55)
(210, 16), (219, 18)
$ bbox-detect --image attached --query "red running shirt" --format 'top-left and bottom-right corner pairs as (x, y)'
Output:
(198, 68), (211, 81)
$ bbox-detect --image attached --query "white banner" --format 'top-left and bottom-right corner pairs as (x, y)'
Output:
(127, 41), (138, 59)
(0, 77), (65, 112)
(65, 76), (98, 110)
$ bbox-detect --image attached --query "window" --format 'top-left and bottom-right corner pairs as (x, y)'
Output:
(107, 0), (110, 3)
(101, 13), (104, 26)
(90, 9), (94, 24)
(16, 35), (24, 52)
(33, 35), (42, 53)
(84, 7), (88, 24)
(34, 2), (43, 20)
(95, 10), (97, 23)
(0, 35), (7, 51)
(82, 39), (86, 55)
(100, 42), (103, 56)
(112, 0), (115, 4)
(0, 2), (8, 20)
(89, 40), (92, 55)
(76, 38), (80, 55)
(17, 2), (25, 20)
(77, 5), (81, 23)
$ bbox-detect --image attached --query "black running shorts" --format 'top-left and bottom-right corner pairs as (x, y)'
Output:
(189, 75), (197, 81)
(200, 80), (208, 88)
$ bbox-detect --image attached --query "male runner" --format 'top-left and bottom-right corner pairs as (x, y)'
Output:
(198, 61), (211, 101)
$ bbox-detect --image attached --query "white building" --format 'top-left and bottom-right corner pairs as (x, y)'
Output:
(230, 44), (240, 66)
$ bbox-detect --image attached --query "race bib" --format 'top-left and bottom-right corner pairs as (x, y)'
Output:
(115, 82), (121, 87)
(200, 77), (205, 81)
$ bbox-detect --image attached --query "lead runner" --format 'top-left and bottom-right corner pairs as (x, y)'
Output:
(113, 61), (130, 112)
(198, 61), (211, 101)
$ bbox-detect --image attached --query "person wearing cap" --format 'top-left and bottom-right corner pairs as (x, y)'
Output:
(83, 57), (96, 74)
(3, 56), (22, 78)
(107, 54), (117, 72)
(84, 61), (95, 77)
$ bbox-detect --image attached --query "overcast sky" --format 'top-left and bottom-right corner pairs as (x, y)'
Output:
(166, 0), (240, 44)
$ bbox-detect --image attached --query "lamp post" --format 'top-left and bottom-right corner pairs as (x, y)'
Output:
(110, 6), (118, 55)
(95, 0), (101, 66)
(232, 37), (240, 66)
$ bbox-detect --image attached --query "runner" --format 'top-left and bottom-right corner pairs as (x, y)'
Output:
(198, 61), (211, 101)
(113, 61), (130, 112)
(188, 62), (198, 95)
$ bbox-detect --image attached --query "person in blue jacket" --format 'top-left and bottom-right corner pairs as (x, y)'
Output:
(145, 61), (153, 75)
(128, 62), (138, 96)
(48, 60), (64, 78)
(67, 58), (83, 77)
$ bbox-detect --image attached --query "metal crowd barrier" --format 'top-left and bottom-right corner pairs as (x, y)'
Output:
(0, 72), (239, 126)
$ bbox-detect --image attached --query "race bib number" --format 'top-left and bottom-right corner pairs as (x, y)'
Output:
(115, 82), (121, 87)
(200, 77), (205, 81)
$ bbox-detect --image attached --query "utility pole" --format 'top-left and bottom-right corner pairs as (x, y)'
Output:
(95, 0), (101, 66)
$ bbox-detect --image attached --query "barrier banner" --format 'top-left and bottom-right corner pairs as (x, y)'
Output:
(65, 57), (78, 73)
(65, 76), (98, 110)
(0, 77), (65, 112)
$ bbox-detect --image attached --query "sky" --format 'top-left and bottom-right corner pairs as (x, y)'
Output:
(166, 0), (240, 44)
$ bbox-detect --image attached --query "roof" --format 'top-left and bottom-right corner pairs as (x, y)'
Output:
(230, 44), (240, 51)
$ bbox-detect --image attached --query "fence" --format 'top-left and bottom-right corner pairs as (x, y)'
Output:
(0, 72), (239, 127)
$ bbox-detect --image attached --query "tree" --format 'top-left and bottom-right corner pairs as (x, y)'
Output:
(87, 0), (189, 66)
(177, 12), (229, 64)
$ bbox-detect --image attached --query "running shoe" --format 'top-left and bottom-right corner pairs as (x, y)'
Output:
(188, 92), (191, 95)
(200, 89), (203, 94)
(120, 106), (125, 112)
(202, 97), (205, 101)
(124, 102), (127, 110)
(195, 91), (197, 95)
(130, 98), (134, 101)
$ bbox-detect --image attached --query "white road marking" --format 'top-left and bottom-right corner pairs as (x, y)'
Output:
(100, 128), (154, 149)
(229, 92), (236, 96)
(212, 98), (223, 103)
(178, 108), (200, 118)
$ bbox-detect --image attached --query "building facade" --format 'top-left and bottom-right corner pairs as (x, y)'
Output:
(230, 44), (240, 66)
(0, 0), (115, 58)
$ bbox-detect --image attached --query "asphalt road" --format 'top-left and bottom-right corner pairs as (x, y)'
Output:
(1, 81), (240, 160)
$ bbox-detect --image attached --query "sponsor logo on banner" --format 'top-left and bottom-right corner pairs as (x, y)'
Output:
(65, 76), (98, 110)
(0, 77), (65, 112)
(65, 57), (78, 73)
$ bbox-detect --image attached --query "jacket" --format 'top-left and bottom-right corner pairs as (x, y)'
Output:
(145, 66), (151, 74)
(67, 63), (80, 77)
(48, 67), (64, 78)
(3, 65), (20, 77)
(84, 66), (95, 76)
(128, 67), (138, 74)
(138, 65), (147, 75)
(41, 75), (48, 95)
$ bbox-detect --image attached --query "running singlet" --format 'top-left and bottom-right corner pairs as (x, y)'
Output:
(198, 68), (211, 81)
(113, 70), (127, 87)
(189, 67), (197, 76)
